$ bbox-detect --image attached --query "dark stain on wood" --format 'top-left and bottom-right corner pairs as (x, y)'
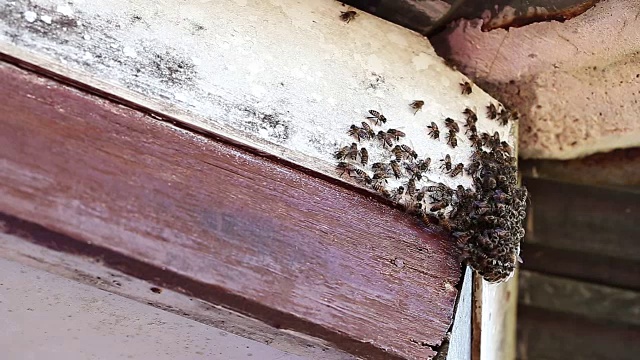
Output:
(0, 61), (462, 359)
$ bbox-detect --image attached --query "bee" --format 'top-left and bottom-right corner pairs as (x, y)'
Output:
(480, 132), (491, 146)
(391, 145), (405, 161)
(431, 200), (449, 212)
(404, 162), (422, 181)
(500, 141), (513, 156)
(336, 161), (356, 177)
(377, 131), (394, 148)
(498, 109), (511, 126)
(446, 130), (458, 148)
(373, 169), (390, 183)
(347, 143), (359, 160)
(449, 163), (464, 177)
(334, 145), (350, 160)
(389, 160), (402, 179)
(463, 108), (478, 123)
(339, 10), (357, 23)
(418, 158), (431, 172)
(460, 81), (472, 95)
(391, 186), (405, 202)
(387, 129), (406, 141)
(353, 168), (372, 184)
(359, 147), (369, 166)
(465, 160), (481, 176)
(348, 124), (368, 141)
(361, 121), (375, 138)
(371, 162), (390, 174)
(439, 154), (452, 171)
(444, 118), (459, 133)
(367, 110), (387, 125)
(410, 100), (425, 114)
(490, 131), (501, 149)
(400, 144), (418, 160)
(468, 133), (482, 149)
(405, 178), (417, 196)
(487, 103), (498, 119)
(427, 122), (440, 139)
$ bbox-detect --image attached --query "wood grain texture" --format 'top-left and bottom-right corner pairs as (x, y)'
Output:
(517, 305), (640, 360)
(0, 61), (463, 359)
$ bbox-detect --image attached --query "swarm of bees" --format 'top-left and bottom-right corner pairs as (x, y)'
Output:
(333, 84), (525, 283)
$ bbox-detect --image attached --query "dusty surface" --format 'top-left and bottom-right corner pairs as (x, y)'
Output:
(432, 0), (640, 159)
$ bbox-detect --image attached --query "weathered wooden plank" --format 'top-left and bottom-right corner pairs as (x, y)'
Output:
(519, 270), (640, 327)
(521, 243), (640, 291)
(0, 60), (463, 359)
(524, 178), (640, 261)
(517, 305), (640, 360)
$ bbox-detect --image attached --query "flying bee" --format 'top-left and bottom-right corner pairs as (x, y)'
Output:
(400, 144), (418, 160)
(439, 154), (452, 171)
(367, 110), (387, 125)
(460, 81), (472, 95)
(347, 124), (368, 142)
(446, 130), (458, 148)
(359, 147), (369, 166)
(410, 100), (425, 114)
(463, 108), (478, 123)
(389, 160), (402, 179)
(444, 118), (459, 133)
(430, 200), (449, 212)
(347, 143), (359, 160)
(427, 122), (440, 139)
(387, 129), (406, 141)
(334, 145), (350, 160)
(336, 161), (356, 177)
(339, 10), (357, 23)
(377, 131), (394, 148)
(487, 103), (498, 119)
(449, 163), (464, 177)
(361, 121), (375, 138)
(391, 145), (405, 161)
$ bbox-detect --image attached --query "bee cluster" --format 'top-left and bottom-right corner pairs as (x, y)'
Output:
(334, 87), (527, 283)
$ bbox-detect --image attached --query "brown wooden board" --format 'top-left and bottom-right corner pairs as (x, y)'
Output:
(0, 60), (463, 359)
(524, 178), (640, 262)
(517, 305), (640, 360)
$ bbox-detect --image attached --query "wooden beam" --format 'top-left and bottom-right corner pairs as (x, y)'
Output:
(0, 60), (463, 359)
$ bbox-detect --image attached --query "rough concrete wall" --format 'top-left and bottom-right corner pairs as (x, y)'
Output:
(431, 0), (640, 159)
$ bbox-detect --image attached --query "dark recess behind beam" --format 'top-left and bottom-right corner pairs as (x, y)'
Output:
(339, 0), (598, 35)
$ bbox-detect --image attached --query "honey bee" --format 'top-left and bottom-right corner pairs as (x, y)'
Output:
(359, 147), (369, 166)
(353, 168), (372, 184)
(500, 141), (513, 156)
(387, 129), (406, 141)
(465, 160), (481, 176)
(463, 108), (478, 123)
(334, 145), (350, 160)
(373, 169), (390, 183)
(468, 133), (482, 149)
(336, 161), (356, 177)
(410, 100), (425, 115)
(444, 118), (459, 133)
(460, 81), (472, 95)
(348, 143), (359, 160)
(446, 130), (458, 148)
(427, 122), (440, 139)
(400, 144), (418, 160)
(439, 154), (452, 171)
(367, 110), (387, 125)
(404, 162), (422, 180)
(339, 10), (357, 23)
(391, 186), (405, 202)
(371, 162), (390, 174)
(389, 160), (402, 179)
(392, 145), (405, 161)
(377, 130), (394, 148)
(405, 178), (416, 196)
(348, 124), (368, 142)
(487, 103), (498, 119)
(480, 132), (491, 146)
(418, 158), (431, 172)
(498, 109), (511, 126)
(361, 121), (375, 138)
(430, 200), (449, 212)
(449, 163), (464, 177)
